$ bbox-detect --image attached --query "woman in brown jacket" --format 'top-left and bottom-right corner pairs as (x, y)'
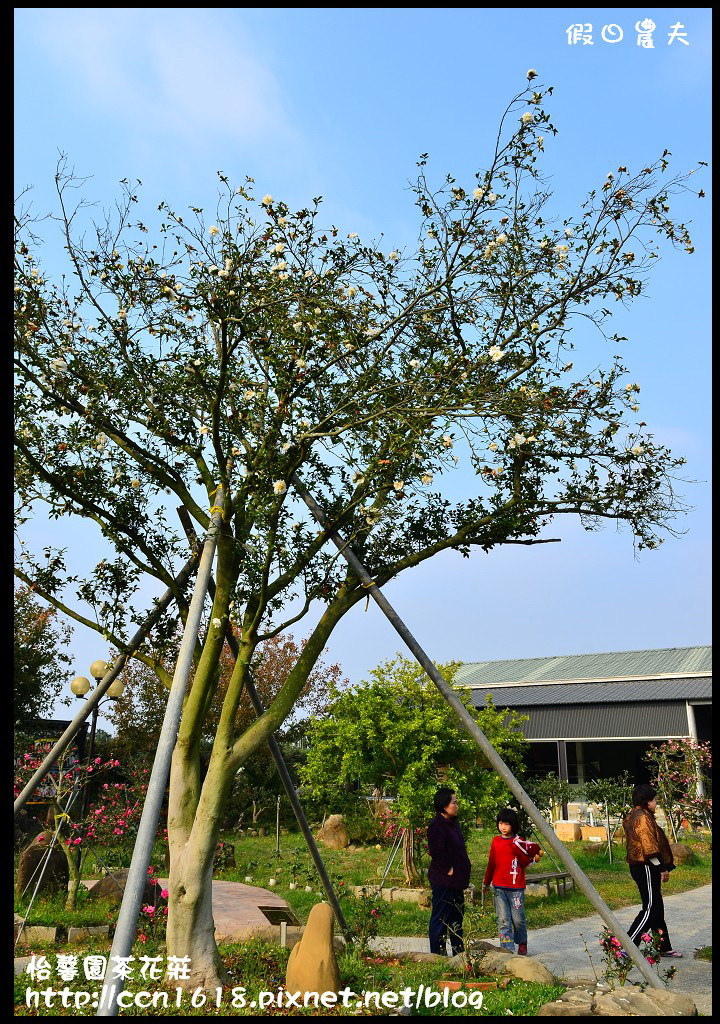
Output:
(623, 783), (682, 957)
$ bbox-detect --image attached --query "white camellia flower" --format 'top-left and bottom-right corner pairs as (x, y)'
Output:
(281, 442), (292, 453)
(293, 321), (303, 331)
(295, 358), (306, 368)
(565, 228), (573, 237)
(483, 244), (495, 259)
(487, 193), (497, 203)
(442, 435), (453, 447)
(488, 442), (498, 451)
(217, 269), (229, 278)
(274, 242), (284, 253)
(388, 251), (399, 261)
(348, 232), (358, 239)
(496, 233), (508, 245)
(409, 359), (420, 368)
(473, 186), (485, 199)
(262, 194), (273, 205)
(521, 112), (533, 125)
(631, 445), (645, 455)
(421, 474), (433, 484)
(273, 480), (287, 495)
(488, 345), (505, 362)
(131, 479), (140, 489)
(209, 226), (219, 237)
(243, 389), (256, 400)
(212, 618), (222, 628)
(393, 480), (404, 491)
(199, 425), (209, 435)
(304, 269), (314, 279)
(347, 286), (357, 297)
(527, 69), (538, 80)
(530, 322), (540, 331)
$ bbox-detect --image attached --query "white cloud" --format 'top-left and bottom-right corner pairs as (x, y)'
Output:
(29, 9), (295, 146)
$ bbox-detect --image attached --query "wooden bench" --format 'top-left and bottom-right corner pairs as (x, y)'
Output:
(525, 870), (574, 898)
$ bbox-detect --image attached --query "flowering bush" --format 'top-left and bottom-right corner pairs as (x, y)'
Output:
(348, 886), (385, 957)
(597, 927), (677, 988)
(644, 739), (712, 838)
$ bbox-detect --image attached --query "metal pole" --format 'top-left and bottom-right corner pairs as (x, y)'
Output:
(291, 472), (665, 990)
(75, 703), (100, 873)
(14, 549), (201, 818)
(175, 506), (353, 940)
(96, 501), (224, 1017)
(276, 795), (281, 856)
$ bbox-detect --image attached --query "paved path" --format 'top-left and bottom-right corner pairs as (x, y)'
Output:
(369, 884), (712, 1014)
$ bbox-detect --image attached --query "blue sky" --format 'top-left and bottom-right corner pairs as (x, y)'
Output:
(15, 9), (711, 720)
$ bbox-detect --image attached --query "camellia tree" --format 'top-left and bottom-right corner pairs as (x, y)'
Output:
(14, 74), (702, 986)
(299, 655), (529, 883)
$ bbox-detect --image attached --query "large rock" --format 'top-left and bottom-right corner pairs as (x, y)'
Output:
(537, 988), (595, 1016)
(504, 955), (555, 984)
(476, 948), (516, 973)
(16, 832), (69, 895)
(539, 984), (697, 1017)
(315, 814), (350, 850)
(595, 987), (697, 1015)
(670, 843), (696, 866)
(86, 868), (162, 907)
(14, 809), (45, 852)
(285, 902), (340, 997)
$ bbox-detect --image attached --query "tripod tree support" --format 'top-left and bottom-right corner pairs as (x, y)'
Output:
(14, 547), (202, 820)
(291, 472), (665, 991)
(176, 505), (352, 941)
(96, 499), (225, 1017)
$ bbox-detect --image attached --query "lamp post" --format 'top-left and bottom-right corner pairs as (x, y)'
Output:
(71, 661), (126, 867)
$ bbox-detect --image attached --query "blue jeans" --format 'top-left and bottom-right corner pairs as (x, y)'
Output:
(493, 886), (527, 951)
(429, 885), (465, 955)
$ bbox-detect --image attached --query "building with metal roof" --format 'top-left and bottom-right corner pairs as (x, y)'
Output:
(455, 646), (711, 784)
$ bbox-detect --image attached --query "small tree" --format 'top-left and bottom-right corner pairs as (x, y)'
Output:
(14, 585), (73, 737)
(300, 654), (528, 883)
(524, 772), (580, 823)
(584, 772), (634, 862)
(644, 739), (712, 839)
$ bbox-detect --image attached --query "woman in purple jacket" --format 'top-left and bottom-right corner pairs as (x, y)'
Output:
(427, 787), (472, 956)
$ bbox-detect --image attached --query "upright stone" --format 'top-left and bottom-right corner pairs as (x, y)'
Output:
(16, 832), (69, 895)
(285, 902), (340, 998)
(315, 814), (349, 850)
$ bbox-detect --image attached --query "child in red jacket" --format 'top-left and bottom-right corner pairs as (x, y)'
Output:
(483, 808), (542, 955)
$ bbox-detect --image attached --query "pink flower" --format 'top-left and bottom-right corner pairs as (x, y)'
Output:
(646, 956), (657, 964)
(161, 889), (169, 899)
(147, 866), (154, 874)
(74, 838), (82, 845)
(138, 933), (147, 943)
(142, 905), (155, 915)
(641, 933), (652, 942)
(94, 757), (102, 764)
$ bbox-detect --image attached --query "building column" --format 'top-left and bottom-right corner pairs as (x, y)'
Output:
(685, 703), (705, 797)
(557, 740), (569, 818)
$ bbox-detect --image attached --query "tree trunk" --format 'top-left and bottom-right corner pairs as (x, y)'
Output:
(167, 852), (228, 990)
(402, 828), (421, 886)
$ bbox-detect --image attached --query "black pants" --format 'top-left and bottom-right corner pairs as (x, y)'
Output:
(429, 885), (465, 955)
(627, 862), (672, 952)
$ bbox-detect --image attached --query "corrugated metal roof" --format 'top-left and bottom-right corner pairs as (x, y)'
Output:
(456, 646), (711, 686)
(470, 677), (712, 707)
(504, 702), (690, 741)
